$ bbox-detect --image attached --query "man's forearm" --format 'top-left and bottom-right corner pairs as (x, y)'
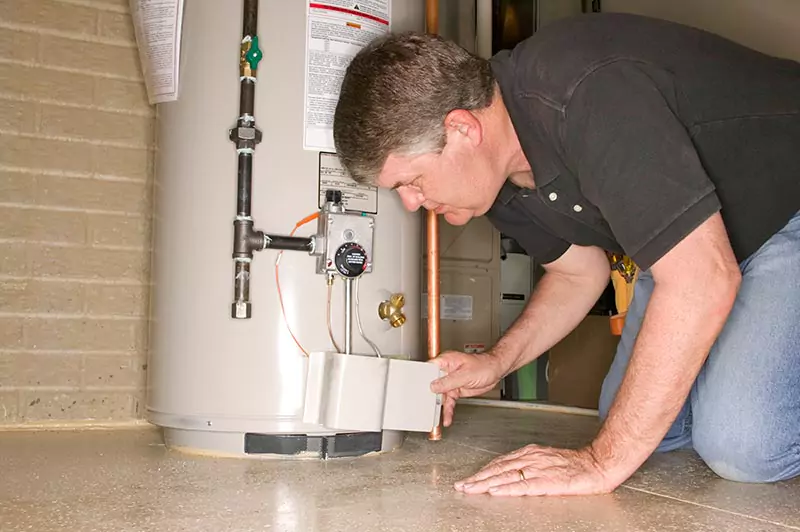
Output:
(591, 273), (740, 483)
(493, 269), (607, 376)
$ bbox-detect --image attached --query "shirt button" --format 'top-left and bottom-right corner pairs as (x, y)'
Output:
(548, 192), (558, 201)
(573, 204), (583, 213)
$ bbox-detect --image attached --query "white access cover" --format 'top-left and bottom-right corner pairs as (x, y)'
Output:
(303, 352), (442, 433)
(382, 358), (443, 432)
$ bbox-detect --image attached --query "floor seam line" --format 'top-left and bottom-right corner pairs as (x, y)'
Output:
(447, 440), (502, 456)
(620, 485), (800, 530)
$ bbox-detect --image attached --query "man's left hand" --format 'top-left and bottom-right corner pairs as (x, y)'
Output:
(454, 444), (619, 497)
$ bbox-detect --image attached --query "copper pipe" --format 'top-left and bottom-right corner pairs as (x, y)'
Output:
(426, 0), (442, 442)
(426, 210), (442, 441)
(426, 0), (439, 34)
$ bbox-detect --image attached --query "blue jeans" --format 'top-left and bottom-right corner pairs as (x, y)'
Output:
(599, 210), (800, 483)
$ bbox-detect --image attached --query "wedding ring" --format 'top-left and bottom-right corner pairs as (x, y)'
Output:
(518, 469), (526, 482)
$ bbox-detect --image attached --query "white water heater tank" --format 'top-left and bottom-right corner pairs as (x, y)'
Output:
(147, 0), (425, 457)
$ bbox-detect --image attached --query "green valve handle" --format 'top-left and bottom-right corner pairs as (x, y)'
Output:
(246, 35), (263, 71)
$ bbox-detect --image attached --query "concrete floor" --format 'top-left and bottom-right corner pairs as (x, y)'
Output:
(1, 405), (798, 532)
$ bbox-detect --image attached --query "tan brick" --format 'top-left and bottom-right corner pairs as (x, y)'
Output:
(0, 63), (95, 105)
(0, 99), (37, 133)
(36, 175), (151, 213)
(0, 170), (35, 203)
(0, 391), (19, 422)
(130, 315), (149, 349)
(0, 0), (98, 36)
(132, 389), (144, 416)
(0, 27), (38, 62)
(94, 77), (151, 112)
(24, 317), (137, 351)
(84, 283), (147, 316)
(0, 318), (25, 348)
(0, 278), (84, 313)
(29, 245), (149, 281)
(83, 354), (140, 387)
(10, 353), (82, 386)
(0, 206), (87, 243)
(93, 145), (152, 180)
(97, 11), (135, 42)
(20, 390), (132, 420)
(88, 213), (149, 247)
(39, 35), (141, 78)
(0, 354), (12, 386)
(0, 135), (94, 173)
(40, 104), (154, 146)
(0, 243), (29, 276)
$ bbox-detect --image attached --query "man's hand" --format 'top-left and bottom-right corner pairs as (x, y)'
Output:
(454, 444), (616, 497)
(430, 351), (507, 426)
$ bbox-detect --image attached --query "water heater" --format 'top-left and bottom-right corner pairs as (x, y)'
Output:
(146, 0), (430, 458)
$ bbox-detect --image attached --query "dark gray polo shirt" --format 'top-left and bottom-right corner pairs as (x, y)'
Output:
(486, 13), (800, 270)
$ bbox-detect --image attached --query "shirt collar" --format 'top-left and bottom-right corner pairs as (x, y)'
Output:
(496, 179), (534, 205)
(491, 51), (561, 189)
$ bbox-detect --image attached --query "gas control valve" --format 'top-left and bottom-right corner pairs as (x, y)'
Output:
(315, 189), (375, 280)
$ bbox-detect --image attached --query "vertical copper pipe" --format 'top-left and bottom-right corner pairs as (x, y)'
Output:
(426, 210), (442, 441)
(425, 0), (443, 442)
(426, 0), (439, 34)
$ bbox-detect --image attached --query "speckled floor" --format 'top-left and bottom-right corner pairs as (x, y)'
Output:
(1, 405), (799, 532)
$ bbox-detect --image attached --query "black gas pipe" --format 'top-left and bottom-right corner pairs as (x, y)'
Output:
(230, 0), (312, 319)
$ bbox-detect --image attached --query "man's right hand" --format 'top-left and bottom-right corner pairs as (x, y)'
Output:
(430, 351), (508, 427)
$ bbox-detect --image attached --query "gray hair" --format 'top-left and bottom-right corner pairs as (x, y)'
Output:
(333, 32), (495, 184)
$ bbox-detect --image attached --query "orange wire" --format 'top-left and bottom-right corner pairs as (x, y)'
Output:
(275, 212), (320, 357)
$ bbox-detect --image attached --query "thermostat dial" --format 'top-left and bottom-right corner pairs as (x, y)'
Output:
(334, 242), (368, 278)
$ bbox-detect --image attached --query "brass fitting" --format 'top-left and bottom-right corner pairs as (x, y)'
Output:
(240, 35), (262, 78)
(240, 39), (251, 78)
(378, 293), (406, 328)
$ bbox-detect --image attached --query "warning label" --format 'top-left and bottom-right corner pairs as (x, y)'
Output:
(303, 1), (391, 152)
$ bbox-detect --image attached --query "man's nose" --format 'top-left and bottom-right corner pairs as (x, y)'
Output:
(396, 187), (424, 212)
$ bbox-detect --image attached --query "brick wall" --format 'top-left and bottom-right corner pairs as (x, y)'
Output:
(0, 0), (154, 424)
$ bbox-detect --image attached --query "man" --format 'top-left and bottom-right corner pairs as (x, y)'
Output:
(333, 12), (800, 497)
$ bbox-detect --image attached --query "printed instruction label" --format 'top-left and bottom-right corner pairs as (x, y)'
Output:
(303, 1), (392, 151)
(129, 0), (184, 104)
(421, 294), (474, 321)
(318, 152), (378, 213)
(463, 343), (485, 354)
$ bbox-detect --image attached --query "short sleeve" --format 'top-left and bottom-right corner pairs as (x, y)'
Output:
(564, 61), (721, 270)
(486, 200), (570, 264)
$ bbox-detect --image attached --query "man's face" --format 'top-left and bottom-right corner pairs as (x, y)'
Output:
(375, 116), (505, 226)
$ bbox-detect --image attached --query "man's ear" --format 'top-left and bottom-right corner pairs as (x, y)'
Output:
(443, 109), (483, 147)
